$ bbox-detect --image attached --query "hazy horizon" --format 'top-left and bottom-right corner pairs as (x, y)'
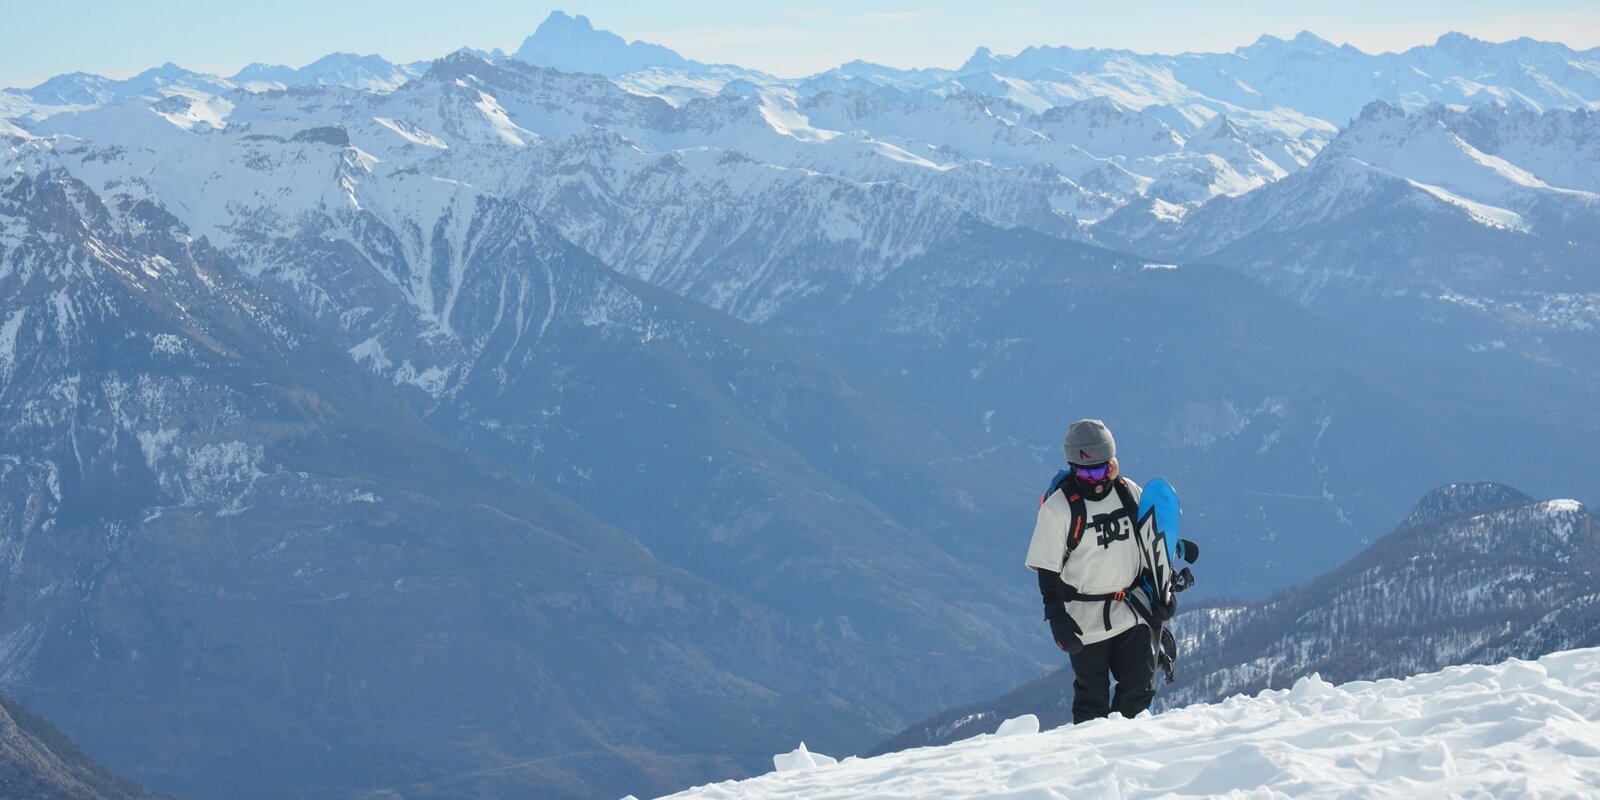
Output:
(5, 1), (1600, 89)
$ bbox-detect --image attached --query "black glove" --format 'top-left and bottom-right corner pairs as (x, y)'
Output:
(1152, 590), (1178, 623)
(1047, 613), (1082, 654)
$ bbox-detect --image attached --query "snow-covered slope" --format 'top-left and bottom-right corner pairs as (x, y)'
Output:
(663, 647), (1600, 799)
(1105, 101), (1600, 378)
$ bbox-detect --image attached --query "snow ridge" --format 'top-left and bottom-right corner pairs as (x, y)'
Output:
(668, 648), (1600, 799)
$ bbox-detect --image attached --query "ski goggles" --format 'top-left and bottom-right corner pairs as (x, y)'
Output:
(1072, 462), (1113, 483)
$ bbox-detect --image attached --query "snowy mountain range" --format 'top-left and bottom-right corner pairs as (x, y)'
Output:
(3, 10), (1600, 800)
(15, 61), (1600, 594)
(9, 12), (1594, 375)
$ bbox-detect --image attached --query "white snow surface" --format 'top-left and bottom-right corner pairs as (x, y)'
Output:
(664, 648), (1600, 799)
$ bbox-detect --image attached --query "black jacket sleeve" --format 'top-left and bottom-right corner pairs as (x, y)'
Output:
(1037, 568), (1069, 620)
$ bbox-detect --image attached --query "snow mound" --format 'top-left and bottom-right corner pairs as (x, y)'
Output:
(772, 742), (838, 773)
(666, 648), (1600, 799)
(993, 714), (1040, 737)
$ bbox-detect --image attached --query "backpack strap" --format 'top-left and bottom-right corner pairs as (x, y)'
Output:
(1112, 477), (1138, 522)
(1065, 491), (1087, 554)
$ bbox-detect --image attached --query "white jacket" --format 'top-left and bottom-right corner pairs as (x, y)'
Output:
(1025, 478), (1148, 646)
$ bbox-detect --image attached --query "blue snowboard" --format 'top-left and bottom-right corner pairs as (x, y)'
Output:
(1136, 477), (1194, 684)
(1138, 477), (1199, 566)
(1138, 477), (1181, 564)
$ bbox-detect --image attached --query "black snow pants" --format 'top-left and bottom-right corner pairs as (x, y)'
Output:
(1068, 624), (1156, 724)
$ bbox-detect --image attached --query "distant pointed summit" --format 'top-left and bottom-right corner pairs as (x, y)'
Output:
(1291, 30), (1337, 50)
(512, 10), (693, 76)
(960, 46), (1000, 72)
(1196, 112), (1246, 140)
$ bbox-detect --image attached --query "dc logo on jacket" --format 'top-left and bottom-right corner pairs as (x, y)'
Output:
(1091, 511), (1134, 549)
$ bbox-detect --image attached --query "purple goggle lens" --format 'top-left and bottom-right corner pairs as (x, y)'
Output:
(1073, 463), (1112, 482)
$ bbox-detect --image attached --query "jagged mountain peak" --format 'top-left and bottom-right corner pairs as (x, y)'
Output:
(1197, 112), (1246, 140)
(537, 9), (597, 33)
(1292, 30), (1336, 48)
(512, 10), (692, 76)
(424, 48), (495, 75)
(960, 46), (999, 72)
(1351, 99), (1408, 125)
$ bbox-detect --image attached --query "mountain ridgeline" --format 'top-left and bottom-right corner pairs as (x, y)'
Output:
(875, 483), (1600, 752)
(2, 11), (1600, 800)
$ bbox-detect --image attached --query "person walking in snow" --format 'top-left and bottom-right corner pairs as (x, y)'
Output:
(1025, 419), (1170, 723)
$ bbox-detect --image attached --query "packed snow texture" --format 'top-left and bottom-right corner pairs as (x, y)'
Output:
(665, 648), (1600, 799)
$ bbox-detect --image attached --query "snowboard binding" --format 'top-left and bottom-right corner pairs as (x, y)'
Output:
(1157, 627), (1179, 684)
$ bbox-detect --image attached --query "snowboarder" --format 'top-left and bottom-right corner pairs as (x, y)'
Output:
(1025, 419), (1168, 723)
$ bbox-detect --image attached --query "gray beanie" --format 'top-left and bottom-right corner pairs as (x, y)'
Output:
(1064, 419), (1115, 465)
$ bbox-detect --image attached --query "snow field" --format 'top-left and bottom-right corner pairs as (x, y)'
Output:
(662, 648), (1600, 799)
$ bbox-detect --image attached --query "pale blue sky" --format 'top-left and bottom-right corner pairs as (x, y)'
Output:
(4, 0), (1599, 89)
